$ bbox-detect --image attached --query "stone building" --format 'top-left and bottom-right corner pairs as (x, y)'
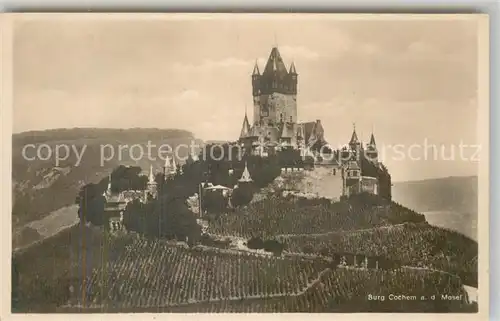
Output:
(238, 46), (327, 155)
(339, 125), (392, 200)
(236, 45), (391, 200)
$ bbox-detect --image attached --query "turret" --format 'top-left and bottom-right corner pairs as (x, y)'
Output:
(366, 132), (378, 162)
(147, 164), (158, 199)
(104, 173), (112, 199)
(289, 62), (298, 93)
(252, 60), (261, 96)
(171, 157), (177, 175)
(238, 162), (253, 184)
(254, 47), (295, 95)
(239, 109), (251, 141)
(163, 155), (171, 180)
(349, 123), (361, 152)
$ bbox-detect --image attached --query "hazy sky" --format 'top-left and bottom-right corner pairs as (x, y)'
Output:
(13, 15), (481, 181)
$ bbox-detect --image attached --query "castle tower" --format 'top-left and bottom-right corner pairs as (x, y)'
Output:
(147, 164), (158, 199)
(349, 123), (361, 150)
(366, 132), (378, 163)
(348, 123), (362, 162)
(344, 161), (361, 196)
(251, 47), (298, 128)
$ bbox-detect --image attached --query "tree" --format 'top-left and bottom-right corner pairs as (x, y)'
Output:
(203, 190), (228, 214)
(263, 239), (285, 256)
(231, 185), (254, 207)
(247, 237), (264, 249)
(76, 183), (106, 225)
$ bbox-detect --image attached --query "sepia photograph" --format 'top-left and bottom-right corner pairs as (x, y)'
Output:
(1, 13), (489, 316)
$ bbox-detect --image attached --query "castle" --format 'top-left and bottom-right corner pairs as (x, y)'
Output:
(238, 46), (391, 200)
(239, 47), (327, 154)
(103, 156), (179, 230)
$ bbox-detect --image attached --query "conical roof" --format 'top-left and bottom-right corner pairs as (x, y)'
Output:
(239, 162), (253, 182)
(349, 125), (360, 146)
(289, 61), (297, 74)
(148, 165), (156, 184)
(297, 124), (304, 139)
(279, 123), (294, 139)
(252, 61), (260, 75)
(263, 47), (289, 76)
(369, 133), (376, 147)
(239, 113), (251, 139)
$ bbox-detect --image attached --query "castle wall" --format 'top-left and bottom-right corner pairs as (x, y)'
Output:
(280, 165), (343, 201)
(360, 176), (378, 195)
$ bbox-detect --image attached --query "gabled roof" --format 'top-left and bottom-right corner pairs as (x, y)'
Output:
(289, 61), (297, 74)
(263, 47), (289, 76)
(301, 120), (325, 147)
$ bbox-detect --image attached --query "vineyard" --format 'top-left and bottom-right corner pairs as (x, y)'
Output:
(70, 237), (329, 309)
(209, 197), (389, 238)
(207, 196), (424, 239)
(278, 223), (478, 287)
(64, 237), (468, 313)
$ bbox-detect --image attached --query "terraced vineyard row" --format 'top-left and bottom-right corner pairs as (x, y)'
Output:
(71, 238), (329, 309)
(65, 266), (467, 313)
(278, 223), (478, 286)
(207, 197), (395, 238)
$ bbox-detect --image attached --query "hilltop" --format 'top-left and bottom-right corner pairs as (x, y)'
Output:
(11, 131), (478, 313)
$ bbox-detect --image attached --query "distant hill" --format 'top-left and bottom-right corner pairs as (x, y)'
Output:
(392, 176), (477, 214)
(392, 176), (478, 240)
(12, 128), (203, 229)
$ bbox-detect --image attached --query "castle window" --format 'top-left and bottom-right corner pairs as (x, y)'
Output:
(280, 113), (283, 122)
(289, 116), (293, 123)
(333, 169), (336, 175)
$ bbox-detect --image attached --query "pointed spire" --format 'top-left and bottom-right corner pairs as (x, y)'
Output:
(369, 124), (376, 147)
(171, 157), (177, 174)
(252, 60), (260, 75)
(164, 155), (171, 169)
(349, 122), (359, 146)
(297, 124), (304, 139)
(164, 155), (171, 180)
(369, 133), (376, 147)
(105, 173), (112, 196)
(289, 61), (297, 74)
(148, 164), (156, 184)
(263, 47), (288, 75)
(239, 162), (253, 183)
(239, 110), (251, 139)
